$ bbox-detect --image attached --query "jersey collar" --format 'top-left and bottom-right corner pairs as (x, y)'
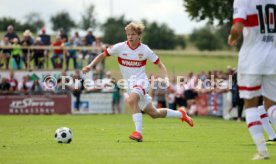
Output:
(127, 41), (141, 50)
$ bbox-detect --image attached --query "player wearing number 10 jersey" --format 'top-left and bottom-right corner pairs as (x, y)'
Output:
(228, 0), (276, 160)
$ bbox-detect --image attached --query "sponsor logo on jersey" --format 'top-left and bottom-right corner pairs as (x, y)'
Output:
(118, 57), (147, 67)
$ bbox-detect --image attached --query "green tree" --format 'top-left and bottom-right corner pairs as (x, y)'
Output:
(23, 12), (45, 33)
(190, 26), (223, 51)
(101, 16), (129, 44)
(50, 11), (76, 32)
(175, 35), (187, 49)
(143, 22), (178, 50)
(80, 4), (97, 30)
(0, 17), (22, 31)
(184, 0), (234, 25)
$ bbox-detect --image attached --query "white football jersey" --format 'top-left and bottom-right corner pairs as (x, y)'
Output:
(233, 0), (276, 74)
(105, 41), (160, 90)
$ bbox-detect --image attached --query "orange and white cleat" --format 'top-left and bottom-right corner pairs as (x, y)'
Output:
(129, 131), (143, 142)
(178, 107), (194, 127)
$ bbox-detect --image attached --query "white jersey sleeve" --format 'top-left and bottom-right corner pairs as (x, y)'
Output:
(233, 0), (248, 24)
(145, 46), (160, 64)
(104, 42), (124, 57)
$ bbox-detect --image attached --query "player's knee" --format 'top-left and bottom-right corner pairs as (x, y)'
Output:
(127, 98), (137, 107)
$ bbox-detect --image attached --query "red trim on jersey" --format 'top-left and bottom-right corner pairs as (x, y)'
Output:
(133, 85), (146, 95)
(127, 41), (141, 50)
(233, 18), (246, 25)
(104, 48), (110, 56)
(245, 14), (259, 27)
(247, 121), (262, 128)
(260, 113), (268, 119)
(118, 57), (147, 67)
(238, 85), (261, 91)
(233, 14), (259, 27)
(154, 58), (160, 64)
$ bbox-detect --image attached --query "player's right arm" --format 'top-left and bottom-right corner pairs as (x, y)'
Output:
(82, 52), (106, 74)
(228, 0), (247, 46)
(82, 42), (122, 74)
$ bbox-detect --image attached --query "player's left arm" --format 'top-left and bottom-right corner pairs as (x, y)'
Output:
(156, 61), (169, 84)
(228, 22), (244, 46)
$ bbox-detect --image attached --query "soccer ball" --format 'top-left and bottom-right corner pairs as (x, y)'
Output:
(54, 127), (73, 143)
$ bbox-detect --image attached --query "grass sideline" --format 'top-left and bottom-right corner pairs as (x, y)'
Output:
(0, 115), (275, 163)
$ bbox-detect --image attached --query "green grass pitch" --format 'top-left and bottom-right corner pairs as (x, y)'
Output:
(0, 115), (275, 163)
(105, 53), (238, 76)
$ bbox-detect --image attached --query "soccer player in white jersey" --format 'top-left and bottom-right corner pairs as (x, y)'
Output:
(82, 22), (193, 142)
(228, 0), (276, 160)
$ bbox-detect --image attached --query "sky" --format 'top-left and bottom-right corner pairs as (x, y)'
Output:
(0, 0), (206, 35)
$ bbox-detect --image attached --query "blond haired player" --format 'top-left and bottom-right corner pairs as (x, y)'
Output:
(228, 0), (276, 160)
(82, 22), (193, 142)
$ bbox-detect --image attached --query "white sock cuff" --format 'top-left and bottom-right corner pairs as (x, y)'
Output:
(257, 105), (266, 115)
(245, 107), (258, 118)
(132, 113), (142, 121)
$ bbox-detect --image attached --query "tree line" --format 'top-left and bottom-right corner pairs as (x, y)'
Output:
(0, 1), (235, 51)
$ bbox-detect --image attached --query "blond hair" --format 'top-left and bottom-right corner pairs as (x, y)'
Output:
(125, 22), (145, 35)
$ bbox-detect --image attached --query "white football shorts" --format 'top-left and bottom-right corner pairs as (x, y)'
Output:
(238, 74), (276, 101)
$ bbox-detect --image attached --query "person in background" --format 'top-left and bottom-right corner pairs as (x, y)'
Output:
(11, 38), (22, 70)
(153, 79), (168, 108)
(101, 71), (113, 93)
(59, 28), (68, 43)
(31, 79), (43, 94)
(8, 70), (18, 92)
(39, 28), (51, 68)
(4, 25), (20, 43)
(0, 78), (11, 94)
(73, 32), (82, 46)
(18, 75), (32, 94)
(21, 30), (33, 69)
(85, 28), (95, 46)
(112, 78), (121, 114)
(0, 37), (11, 69)
(65, 37), (77, 70)
(51, 36), (64, 69)
(70, 71), (84, 111)
(167, 86), (176, 110)
(32, 37), (45, 69)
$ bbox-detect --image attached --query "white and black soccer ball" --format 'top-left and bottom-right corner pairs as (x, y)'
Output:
(54, 127), (73, 143)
